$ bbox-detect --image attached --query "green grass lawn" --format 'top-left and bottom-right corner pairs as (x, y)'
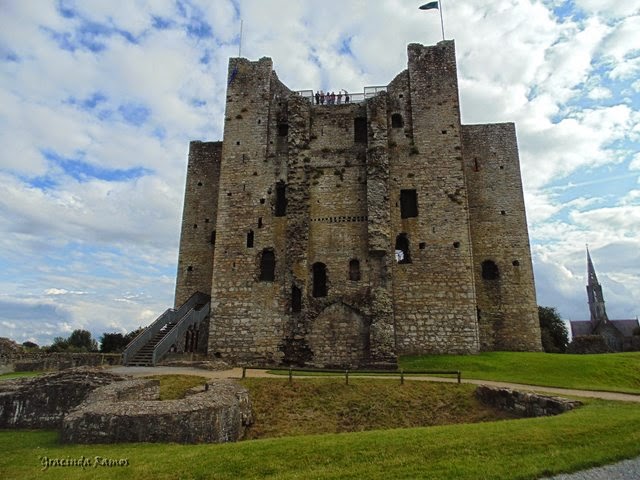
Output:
(242, 378), (514, 439)
(0, 371), (44, 381)
(1, 399), (639, 480)
(2, 353), (639, 479)
(400, 351), (640, 394)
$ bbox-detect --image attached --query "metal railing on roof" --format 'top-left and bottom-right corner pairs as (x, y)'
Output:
(293, 86), (387, 105)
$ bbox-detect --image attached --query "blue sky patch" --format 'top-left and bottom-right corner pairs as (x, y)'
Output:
(152, 16), (173, 29)
(118, 103), (151, 126)
(339, 37), (353, 56)
(43, 150), (152, 182)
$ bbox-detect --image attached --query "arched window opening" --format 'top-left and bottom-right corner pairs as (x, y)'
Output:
(312, 262), (327, 297)
(349, 259), (361, 281)
(481, 260), (499, 280)
(246, 230), (254, 248)
(395, 234), (411, 264)
(391, 113), (404, 128)
(354, 117), (367, 143)
(275, 181), (287, 217)
(260, 249), (275, 281)
(291, 284), (302, 312)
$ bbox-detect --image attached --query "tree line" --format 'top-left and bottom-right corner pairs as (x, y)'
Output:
(19, 307), (573, 354)
(23, 328), (144, 353)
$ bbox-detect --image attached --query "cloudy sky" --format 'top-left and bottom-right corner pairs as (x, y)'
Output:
(1, 0), (638, 347)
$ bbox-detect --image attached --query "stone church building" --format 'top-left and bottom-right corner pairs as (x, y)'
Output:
(145, 40), (543, 368)
(570, 249), (639, 352)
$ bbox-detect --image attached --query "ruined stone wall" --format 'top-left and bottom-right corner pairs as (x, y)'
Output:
(475, 385), (581, 417)
(175, 141), (221, 307)
(461, 123), (542, 351)
(209, 58), (291, 364)
(61, 379), (252, 444)
(389, 42), (479, 354)
(0, 368), (127, 428)
(0, 352), (121, 373)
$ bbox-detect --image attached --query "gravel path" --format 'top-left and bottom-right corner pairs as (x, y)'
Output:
(543, 456), (640, 479)
(108, 365), (640, 402)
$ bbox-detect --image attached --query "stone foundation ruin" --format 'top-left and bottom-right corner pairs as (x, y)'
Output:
(0, 368), (252, 444)
(62, 378), (252, 444)
(475, 385), (582, 417)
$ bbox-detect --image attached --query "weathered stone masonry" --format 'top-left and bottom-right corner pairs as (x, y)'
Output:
(175, 40), (542, 368)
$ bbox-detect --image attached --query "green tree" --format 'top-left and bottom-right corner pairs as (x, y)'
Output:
(538, 306), (569, 353)
(100, 327), (144, 353)
(47, 336), (69, 352)
(67, 329), (98, 351)
(99, 332), (126, 353)
(47, 329), (98, 352)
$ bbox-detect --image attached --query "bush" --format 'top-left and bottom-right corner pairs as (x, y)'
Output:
(538, 306), (569, 353)
(566, 335), (612, 354)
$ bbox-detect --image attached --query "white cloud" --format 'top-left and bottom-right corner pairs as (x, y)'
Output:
(0, 0), (638, 345)
(587, 86), (612, 99)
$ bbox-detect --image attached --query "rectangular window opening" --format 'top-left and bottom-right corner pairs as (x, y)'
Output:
(400, 189), (418, 218)
(354, 117), (367, 143)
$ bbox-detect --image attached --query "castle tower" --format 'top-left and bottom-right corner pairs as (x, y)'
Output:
(174, 40), (542, 367)
(461, 122), (542, 351)
(586, 247), (609, 327)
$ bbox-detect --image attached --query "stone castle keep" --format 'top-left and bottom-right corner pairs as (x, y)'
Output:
(168, 40), (542, 368)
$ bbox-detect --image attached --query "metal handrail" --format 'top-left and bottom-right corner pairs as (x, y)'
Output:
(296, 86), (387, 105)
(121, 292), (210, 365)
(241, 366), (461, 384)
(151, 301), (210, 366)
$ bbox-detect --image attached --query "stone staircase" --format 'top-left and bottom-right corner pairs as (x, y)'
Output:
(126, 322), (177, 366)
(122, 292), (211, 367)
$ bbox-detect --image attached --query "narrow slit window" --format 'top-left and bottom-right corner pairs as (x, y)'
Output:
(278, 123), (289, 136)
(260, 249), (275, 281)
(349, 259), (361, 281)
(291, 284), (302, 312)
(275, 181), (287, 217)
(400, 189), (418, 218)
(246, 230), (254, 248)
(312, 262), (327, 297)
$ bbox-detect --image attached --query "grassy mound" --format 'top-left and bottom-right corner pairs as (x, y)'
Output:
(241, 378), (513, 439)
(400, 351), (640, 393)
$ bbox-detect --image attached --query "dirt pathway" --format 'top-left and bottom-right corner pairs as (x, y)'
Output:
(108, 365), (640, 402)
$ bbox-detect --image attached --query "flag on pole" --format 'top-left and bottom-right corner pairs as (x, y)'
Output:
(419, 1), (438, 10)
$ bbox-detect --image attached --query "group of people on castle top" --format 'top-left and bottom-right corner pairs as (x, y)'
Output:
(315, 90), (349, 105)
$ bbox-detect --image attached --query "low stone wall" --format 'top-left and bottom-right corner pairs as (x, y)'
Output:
(475, 385), (582, 417)
(1, 352), (122, 373)
(61, 379), (252, 444)
(0, 368), (129, 428)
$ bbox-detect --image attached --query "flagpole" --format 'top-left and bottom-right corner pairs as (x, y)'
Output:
(439, 1), (445, 41)
(238, 20), (243, 57)
(419, 2), (445, 41)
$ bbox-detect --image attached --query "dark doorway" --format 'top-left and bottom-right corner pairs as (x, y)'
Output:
(260, 249), (275, 281)
(312, 262), (328, 297)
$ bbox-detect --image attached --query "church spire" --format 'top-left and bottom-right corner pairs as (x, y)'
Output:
(586, 246), (608, 328)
